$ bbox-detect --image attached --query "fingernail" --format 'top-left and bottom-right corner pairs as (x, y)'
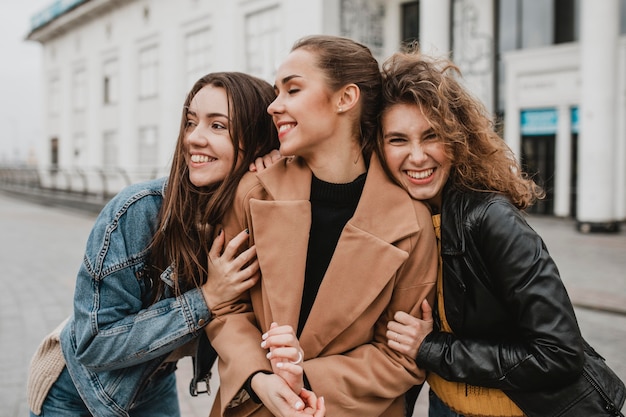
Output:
(262, 332), (268, 340)
(276, 362), (283, 368)
(266, 351), (272, 359)
(260, 340), (266, 348)
(294, 401), (304, 410)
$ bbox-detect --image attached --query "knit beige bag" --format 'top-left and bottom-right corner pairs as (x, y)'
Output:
(27, 317), (69, 415)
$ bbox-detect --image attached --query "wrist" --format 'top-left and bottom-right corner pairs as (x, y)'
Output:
(246, 371), (272, 404)
(200, 286), (216, 310)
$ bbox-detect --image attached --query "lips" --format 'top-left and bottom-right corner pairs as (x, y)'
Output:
(276, 122), (296, 138)
(406, 168), (434, 180)
(190, 154), (216, 163)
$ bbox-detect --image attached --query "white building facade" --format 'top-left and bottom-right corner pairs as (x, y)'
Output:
(26, 0), (626, 230)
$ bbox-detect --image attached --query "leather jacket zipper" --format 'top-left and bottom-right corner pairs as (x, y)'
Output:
(582, 368), (625, 416)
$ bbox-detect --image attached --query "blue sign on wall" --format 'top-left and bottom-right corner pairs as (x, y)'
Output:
(520, 108), (558, 136)
(571, 107), (579, 134)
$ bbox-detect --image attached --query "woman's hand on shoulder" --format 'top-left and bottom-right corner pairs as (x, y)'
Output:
(249, 149), (282, 172)
(387, 299), (434, 359)
(201, 228), (259, 309)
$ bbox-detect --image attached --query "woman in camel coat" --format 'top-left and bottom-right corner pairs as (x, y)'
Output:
(206, 35), (438, 417)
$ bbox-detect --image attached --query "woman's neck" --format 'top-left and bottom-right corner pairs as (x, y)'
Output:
(305, 139), (366, 184)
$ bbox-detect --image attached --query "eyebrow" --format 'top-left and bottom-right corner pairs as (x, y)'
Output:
(185, 109), (229, 120)
(273, 74), (302, 90)
(382, 130), (407, 139)
(383, 127), (436, 139)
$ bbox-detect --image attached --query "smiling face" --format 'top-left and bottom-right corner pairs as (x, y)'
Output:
(267, 49), (343, 159)
(382, 103), (452, 211)
(185, 85), (237, 187)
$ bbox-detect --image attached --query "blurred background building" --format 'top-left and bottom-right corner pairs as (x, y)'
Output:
(21, 0), (626, 230)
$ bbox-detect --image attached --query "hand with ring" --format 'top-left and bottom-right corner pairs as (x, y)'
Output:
(261, 322), (305, 394)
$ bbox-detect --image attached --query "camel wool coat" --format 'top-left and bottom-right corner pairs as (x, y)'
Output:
(206, 154), (438, 417)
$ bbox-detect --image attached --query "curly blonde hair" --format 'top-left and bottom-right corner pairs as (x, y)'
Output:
(378, 47), (543, 209)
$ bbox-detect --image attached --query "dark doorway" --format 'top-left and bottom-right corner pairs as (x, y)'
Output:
(521, 135), (555, 215)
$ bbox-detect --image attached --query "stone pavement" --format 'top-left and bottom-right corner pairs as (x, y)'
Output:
(1, 191), (625, 417)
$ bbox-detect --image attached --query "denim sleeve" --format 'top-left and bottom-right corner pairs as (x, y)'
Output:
(69, 184), (212, 371)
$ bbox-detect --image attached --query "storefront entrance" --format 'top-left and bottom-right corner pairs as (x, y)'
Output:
(521, 134), (555, 215)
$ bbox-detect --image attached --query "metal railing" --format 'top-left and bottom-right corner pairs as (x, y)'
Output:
(0, 165), (167, 212)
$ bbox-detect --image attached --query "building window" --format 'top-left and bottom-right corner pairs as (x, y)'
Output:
(138, 45), (159, 99)
(402, 1), (420, 46)
(103, 58), (119, 105)
(520, 0), (553, 48)
(50, 137), (59, 171)
(72, 67), (87, 112)
(554, 0), (578, 44)
(340, 0), (385, 56)
(498, 0), (578, 51)
(138, 126), (158, 167)
(49, 76), (60, 116)
(496, 0), (579, 114)
(621, 0), (626, 34)
(103, 131), (118, 168)
(245, 6), (280, 81)
(185, 27), (212, 89)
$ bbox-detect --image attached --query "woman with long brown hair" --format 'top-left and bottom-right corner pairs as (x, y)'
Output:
(28, 72), (281, 417)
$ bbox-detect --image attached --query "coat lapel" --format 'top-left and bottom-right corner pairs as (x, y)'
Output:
(300, 156), (423, 357)
(250, 156), (423, 358)
(250, 158), (311, 331)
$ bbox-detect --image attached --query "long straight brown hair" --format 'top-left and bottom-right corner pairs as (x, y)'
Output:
(147, 72), (278, 303)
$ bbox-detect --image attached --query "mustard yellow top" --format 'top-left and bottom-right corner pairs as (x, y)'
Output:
(426, 214), (525, 417)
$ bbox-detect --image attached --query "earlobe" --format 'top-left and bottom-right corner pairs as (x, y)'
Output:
(336, 83), (360, 113)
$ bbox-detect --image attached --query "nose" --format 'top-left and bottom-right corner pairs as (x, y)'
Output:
(408, 141), (428, 163)
(186, 125), (207, 147)
(267, 95), (283, 116)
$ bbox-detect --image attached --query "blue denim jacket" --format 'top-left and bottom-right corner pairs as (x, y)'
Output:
(60, 177), (212, 416)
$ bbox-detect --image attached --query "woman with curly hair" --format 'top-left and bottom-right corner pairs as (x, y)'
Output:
(378, 48), (589, 417)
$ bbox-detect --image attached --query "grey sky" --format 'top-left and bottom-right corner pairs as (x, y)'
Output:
(0, 0), (50, 164)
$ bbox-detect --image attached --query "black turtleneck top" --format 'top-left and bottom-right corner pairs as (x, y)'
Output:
(297, 172), (367, 335)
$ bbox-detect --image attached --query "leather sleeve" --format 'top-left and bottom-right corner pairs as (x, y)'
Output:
(416, 199), (584, 391)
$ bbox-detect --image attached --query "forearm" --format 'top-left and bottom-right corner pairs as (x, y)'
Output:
(417, 328), (583, 391)
(74, 287), (210, 370)
(303, 342), (423, 416)
(206, 310), (271, 409)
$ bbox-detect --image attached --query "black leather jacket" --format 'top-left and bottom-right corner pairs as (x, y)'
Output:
(415, 185), (585, 407)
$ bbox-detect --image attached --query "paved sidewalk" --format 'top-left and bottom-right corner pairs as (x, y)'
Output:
(1, 191), (625, 417)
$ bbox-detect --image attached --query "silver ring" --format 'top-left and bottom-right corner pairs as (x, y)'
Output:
(289, 350), (303, 365)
